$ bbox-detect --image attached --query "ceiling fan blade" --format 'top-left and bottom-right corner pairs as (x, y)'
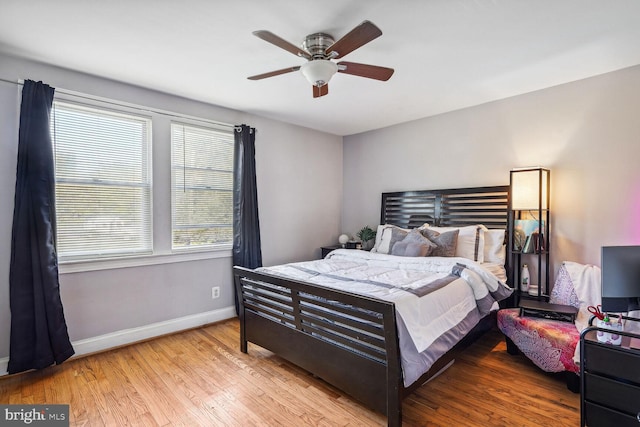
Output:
(252, 30), (311, 59)
(325, 20), (382, 59)
(247, 66), (301, 80)
(313, 84), (329, 98)
(337, 62), (394, 81)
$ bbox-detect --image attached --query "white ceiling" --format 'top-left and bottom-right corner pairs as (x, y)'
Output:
(1, 0), (640, 136)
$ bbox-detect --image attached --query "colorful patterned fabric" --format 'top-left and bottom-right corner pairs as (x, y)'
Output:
(497, 308), (580, 373)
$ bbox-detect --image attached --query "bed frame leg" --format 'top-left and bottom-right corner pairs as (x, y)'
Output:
(238, 308), (247, 353)
(388, 413), (401, 427)
(385, 382), (402, 427)
(387, 400), (401, 427)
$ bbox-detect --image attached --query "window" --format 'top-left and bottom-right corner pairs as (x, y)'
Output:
(171, 122), (234, 250)
(51, 101), (152, 261)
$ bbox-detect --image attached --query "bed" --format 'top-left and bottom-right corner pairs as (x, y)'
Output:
(233, 186), (512, 426)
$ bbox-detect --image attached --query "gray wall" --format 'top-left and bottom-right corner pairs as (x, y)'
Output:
(0, 54), (342, 362)
(343, 64), (640, 279)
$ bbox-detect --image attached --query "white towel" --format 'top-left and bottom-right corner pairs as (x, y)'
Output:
(563, 261), (601, 364)
(564, 261), (602, 332)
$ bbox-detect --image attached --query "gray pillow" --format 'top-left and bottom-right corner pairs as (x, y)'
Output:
(420, 228), (459, 257)
(391, 229), (436, 257)
(387, 227), (409, 252)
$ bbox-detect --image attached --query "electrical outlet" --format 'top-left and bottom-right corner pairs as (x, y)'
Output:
(211, 286), (220, 299)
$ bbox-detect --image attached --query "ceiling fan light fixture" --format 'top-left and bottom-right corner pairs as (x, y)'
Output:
(300, 60), (338, 87)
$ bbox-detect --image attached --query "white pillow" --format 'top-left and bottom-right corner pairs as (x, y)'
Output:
(370, 224), (386, 252)
(482, 228), (506, 265)
(428, 225), (484, 263)
(481, 262), (508, 283)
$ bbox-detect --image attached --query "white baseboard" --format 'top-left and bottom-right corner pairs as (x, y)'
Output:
(0, 306), (236, 376)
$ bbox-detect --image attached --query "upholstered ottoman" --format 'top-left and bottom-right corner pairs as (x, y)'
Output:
(496, 262), (597, 393)
(497, 308), (580, 392)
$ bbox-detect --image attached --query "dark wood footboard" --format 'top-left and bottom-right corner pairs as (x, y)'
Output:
(234, 267), (497, 426)
(234, 266), (404, 426)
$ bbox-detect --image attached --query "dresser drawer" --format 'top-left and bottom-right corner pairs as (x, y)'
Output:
(584, 342), (640, 383)
(584, 373), (640, 416)
(585, 401), (640, 427)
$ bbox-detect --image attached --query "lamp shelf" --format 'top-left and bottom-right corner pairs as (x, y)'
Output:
(508, 167), (551, 306)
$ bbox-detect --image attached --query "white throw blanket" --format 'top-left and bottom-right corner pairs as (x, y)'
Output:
(564, 261), (602, 333)
(563, 261), (601, 364)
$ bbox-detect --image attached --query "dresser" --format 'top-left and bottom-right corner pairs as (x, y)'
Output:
(580, 317), (640, 426)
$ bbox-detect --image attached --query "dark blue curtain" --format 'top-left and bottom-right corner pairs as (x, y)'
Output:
(233, 124), (262, 314)
(8, 80), (74, 374)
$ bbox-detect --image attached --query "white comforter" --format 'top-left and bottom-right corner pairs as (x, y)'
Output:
(258, 249), (512, 385)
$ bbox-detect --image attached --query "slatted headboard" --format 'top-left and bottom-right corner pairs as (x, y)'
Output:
(381, 185), (512, 285)
(380, 185), (510, 229)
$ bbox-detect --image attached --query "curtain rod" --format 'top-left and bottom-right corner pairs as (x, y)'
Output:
(0, 77), (234, 129)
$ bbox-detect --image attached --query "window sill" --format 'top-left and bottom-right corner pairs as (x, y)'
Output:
(58, 248), (232, 274)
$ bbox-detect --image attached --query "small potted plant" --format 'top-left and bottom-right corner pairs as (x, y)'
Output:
(357, 226), (377, 250)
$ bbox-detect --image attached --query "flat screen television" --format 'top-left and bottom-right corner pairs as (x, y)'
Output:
(601, 245), (640, 312)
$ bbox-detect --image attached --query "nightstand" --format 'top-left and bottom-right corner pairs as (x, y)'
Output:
(321, 245), (342, 258)
(580, 315), (640, 426)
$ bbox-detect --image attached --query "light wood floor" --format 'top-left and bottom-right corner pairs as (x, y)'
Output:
(0, 319), (579, 426)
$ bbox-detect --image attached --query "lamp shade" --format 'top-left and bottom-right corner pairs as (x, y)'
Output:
(300, 60), (338, 87)
(511, 167), (549, 210)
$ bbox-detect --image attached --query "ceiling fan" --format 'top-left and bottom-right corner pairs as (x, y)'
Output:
(247, 20), (394, 98)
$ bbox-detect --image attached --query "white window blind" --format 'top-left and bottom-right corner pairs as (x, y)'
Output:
(51, 101), (152, 261)
(171, 122), (234, 250)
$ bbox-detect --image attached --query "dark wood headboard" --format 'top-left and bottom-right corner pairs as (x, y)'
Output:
(381, 185), (512, 285)
(380, 185), (510, 229)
